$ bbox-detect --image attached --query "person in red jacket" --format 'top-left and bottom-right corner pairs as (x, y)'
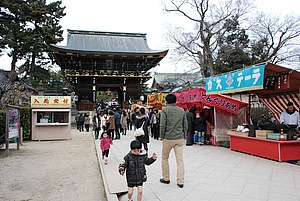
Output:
(100, 131), (113, 165)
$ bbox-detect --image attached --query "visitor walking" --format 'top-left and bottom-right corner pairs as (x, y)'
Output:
(100, 131), (113, 165)
(78, 113), (84, 132)
(118, 140), (156, 201)
(135, 108), (150, 152)
(150, 108), (160, 140)
(120, 110), (128, 135)
(159, 93), (187, 188)
(84, 113), (91, 132)
(93, 113), (101, 139)
(114, 108), (121, 139)
(107, 110), (115, 140)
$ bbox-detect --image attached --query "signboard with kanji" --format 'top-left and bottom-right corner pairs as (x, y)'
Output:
(31, 96), (71, 107)
(174, 88), (247, 114)
(205, 64), (265, 94)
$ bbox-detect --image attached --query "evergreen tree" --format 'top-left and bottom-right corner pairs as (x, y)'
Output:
(215, 16), (252, 74)
(0, 0), (65, 85)
(0, 0), (28, 71)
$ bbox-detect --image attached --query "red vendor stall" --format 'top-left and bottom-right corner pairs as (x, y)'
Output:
(219, 63), (300, 162)
(174, 87), (248, 147)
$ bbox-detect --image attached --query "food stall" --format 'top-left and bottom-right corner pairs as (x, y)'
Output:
(31, 96), (71, 140)
(174, 87), (249, 146)
(205, 63), (300, 162)
(147, 92), (167, 110)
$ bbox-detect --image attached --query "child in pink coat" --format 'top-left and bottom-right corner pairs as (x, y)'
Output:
(100, 131), (113, 165)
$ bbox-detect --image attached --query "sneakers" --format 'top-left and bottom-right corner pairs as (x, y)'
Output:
(177, 183), (184, 188)
(101, 156), (104, 160)
(159, 178), (170, 184)
(104, 159), (108, 165)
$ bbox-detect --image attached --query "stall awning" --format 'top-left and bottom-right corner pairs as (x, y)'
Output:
(259, 93), (300, 123)
(253, 63), (300, 97)
(174, 88), (248, 114)
(248, 63), (300, 122)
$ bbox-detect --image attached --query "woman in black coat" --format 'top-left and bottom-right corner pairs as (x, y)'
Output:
(135, 107), (150, 152)
(186, 107), (195, 146)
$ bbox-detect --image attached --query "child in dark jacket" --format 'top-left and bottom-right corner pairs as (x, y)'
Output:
(118, 140), (156, 201)
(100, 131), (113, 165)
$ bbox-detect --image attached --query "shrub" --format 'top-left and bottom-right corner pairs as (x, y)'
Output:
(20, 108), (31, 140)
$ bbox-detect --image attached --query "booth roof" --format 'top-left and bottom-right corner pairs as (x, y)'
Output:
(253, 63), (300, 97)
(251, 63), (300, 123)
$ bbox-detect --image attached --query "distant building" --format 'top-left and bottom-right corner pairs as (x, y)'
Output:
(50, 30), (168, 110)
(147, 71), (203, 93)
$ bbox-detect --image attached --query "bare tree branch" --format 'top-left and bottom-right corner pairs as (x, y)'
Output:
(163, 0), (254, 76)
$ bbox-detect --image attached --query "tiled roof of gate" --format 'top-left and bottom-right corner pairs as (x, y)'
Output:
(50, 30), (168, 55)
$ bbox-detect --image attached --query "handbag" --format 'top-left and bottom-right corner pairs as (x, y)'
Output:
(134, 121), (145, 137)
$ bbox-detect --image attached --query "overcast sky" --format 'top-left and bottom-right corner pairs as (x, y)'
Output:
(1, 0), (300, 72)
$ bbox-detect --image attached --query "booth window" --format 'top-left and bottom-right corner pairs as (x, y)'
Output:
(37, 112), (69, 123)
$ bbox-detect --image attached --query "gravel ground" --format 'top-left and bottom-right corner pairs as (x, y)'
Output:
(0, 129), (107, 201)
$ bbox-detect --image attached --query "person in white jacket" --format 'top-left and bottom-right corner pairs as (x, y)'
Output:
(279, 102), (300, 130)
(101, 112), (109, 131)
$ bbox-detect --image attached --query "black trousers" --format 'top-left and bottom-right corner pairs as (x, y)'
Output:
(102, 149), (109, 157)
(186, 131), (194, 145)
(153, 124), (160, 140)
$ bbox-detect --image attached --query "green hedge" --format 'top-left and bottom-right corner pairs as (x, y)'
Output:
(0, 110), (5, 143)
(20, 108), (31, 140)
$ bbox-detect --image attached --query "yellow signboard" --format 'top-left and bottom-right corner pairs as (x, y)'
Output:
(31, 96), (71, 107)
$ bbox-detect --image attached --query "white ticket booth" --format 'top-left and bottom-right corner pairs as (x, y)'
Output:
(31, 96), (71, 140)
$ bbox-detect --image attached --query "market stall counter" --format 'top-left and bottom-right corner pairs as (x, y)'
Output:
(31, 96), (72, 140)
(227, 133), (300, 162)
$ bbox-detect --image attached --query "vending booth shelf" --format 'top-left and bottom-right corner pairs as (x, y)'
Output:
(227, 134), (300, 162)
(35, 123), (69, 126)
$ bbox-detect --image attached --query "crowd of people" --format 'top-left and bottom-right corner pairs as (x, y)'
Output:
(185, 107), (214, 146)
(73, 98), (300, 201)
(74, 105), (163, 158)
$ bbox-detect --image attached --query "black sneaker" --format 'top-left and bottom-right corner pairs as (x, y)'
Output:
(159, 178), (170, 184)
(177, 184), (184, 188)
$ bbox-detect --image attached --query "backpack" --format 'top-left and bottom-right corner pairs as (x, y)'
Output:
(78, 115), (84, 123)
(131, 113), (136, 121)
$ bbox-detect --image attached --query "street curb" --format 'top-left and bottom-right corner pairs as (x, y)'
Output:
(93, 136), (119, 201)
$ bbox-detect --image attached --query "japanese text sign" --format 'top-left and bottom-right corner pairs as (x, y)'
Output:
(175, 88), (247, 114)
(205, 64), (265, 94)
(31, 96), (71, 107)
(147, 94), (159, 105)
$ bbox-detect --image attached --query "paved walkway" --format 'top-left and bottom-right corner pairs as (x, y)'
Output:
(100, 129), (300, 201)
(0, 128), (106, 201)
(1, 128), (300, 201)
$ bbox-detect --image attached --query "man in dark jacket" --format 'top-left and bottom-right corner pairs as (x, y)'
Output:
(114, 108), (121, 139)
(159, 93), (188, 188)
(78, 113), (84, 132)
(132, 107), (140, 131)
(119, 140), (156, 201)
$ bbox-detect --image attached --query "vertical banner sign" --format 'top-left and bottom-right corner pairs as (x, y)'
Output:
(205, 64), (265, 94)
(8, 108), (19, 139)
(160, 93), (167, 106)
